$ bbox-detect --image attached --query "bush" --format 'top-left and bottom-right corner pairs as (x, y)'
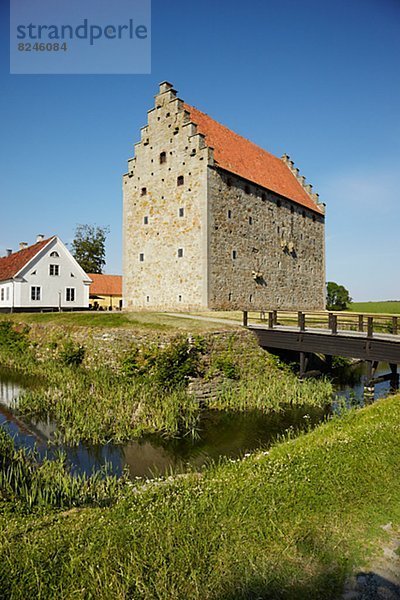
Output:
(59, 339), (85, 367)
(0, 321), (30, 355)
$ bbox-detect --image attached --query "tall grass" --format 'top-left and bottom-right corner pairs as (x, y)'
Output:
(1, 394), (400, 598)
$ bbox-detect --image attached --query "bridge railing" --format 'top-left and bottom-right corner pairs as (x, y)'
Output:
(242, 310), (399, 338)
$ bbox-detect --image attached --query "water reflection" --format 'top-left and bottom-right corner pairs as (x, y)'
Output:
(0, 361), (395, 480)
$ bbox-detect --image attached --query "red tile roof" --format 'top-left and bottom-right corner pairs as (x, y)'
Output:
(0, 237), (54, 282)
(88, 274), (122, 297)
(184, 104), (323, 214)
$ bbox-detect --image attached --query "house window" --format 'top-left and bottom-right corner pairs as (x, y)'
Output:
(66, 288), (75, 302)
(50, 251), (59, 258)
(6, 288), (9, 301)
(49, 264), (59, 276)
(178, 248), (184, 258)
(0, 288), (4, 301)
(232, 250), (237, 259)
(177, 175), (184, 186)
(141, 187), (147, 196)
(139, 253), (144, 262)
(71, 273), (75, 277)
(31, 286), (41, 301)
(179, 207), (184, 217)
(144, 216), (149, 225)
(160, 152), (166, 164)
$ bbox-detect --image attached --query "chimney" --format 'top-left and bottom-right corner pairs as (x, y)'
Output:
(36, 234), (44, 243)
(19, 242), (28, 250)
(6, 249), (12, 257)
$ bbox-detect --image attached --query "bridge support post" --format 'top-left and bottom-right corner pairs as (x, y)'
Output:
(299, 352), (309, 378)
(389, 363), (399, 391)
(243, 311), (248, 327)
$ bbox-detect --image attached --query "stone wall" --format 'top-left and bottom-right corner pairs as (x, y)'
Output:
(123, 83), (210, 310)
(207, 167), (325, 310)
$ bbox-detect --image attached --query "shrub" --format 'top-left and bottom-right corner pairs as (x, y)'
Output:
(0, 321), (30, 355)
(59, 339), (85, 367)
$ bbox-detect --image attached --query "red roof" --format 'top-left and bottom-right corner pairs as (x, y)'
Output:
(0, 237), (54, 282)
(88, 274), (122, 296)
(184, 104), (323, 214)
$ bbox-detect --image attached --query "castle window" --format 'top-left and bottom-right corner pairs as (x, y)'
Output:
(249, 294), (253, 303)
(291, 205), (294, 214)
(146, 295), (150, 302)
(143, 216), (149, 225)
(232, 250), (237, 259)
(178, 295), (182, 302)
(227, 209), (232, 219)
(277, 199), (282, 207)
(190, 148), (196, 156)
(302, 210), (306, 218)
(261, 193), (266, 202)
(228, 292), (232, 301)
(177, 175), (184, 186)
(178, 248), (184, 258)
(227, 178), (232, 188)
(139, 253), (144, 262)
(166, 112), (170, 117)
(141, 187), (147, 196)
(49, 264), (59, 276)
(312, 214), (316, 222)
(159, 152), (166, 164)
(245, 185), (250, 195)
(179, 207), (184, 217)
(249, 216), (253, 225)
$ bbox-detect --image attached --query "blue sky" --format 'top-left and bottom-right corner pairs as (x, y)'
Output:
(1, 0), (399, 300)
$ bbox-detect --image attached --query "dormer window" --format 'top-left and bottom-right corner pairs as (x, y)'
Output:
(177, 175), (184, 186)
(159, 152), (166, 164)
(50, 251), (59, 258)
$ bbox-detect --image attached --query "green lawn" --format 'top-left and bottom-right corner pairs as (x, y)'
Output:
(349, 301), (400, 314)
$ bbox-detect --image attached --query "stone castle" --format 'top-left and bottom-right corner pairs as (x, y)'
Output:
(123, 82), (326, 311)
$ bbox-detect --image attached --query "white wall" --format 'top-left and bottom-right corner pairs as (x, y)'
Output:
(0, 282), (13, 309)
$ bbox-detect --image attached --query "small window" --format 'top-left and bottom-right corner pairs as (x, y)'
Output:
(144, 216), (149, 225)
(227, 209), (232, 219)
(277, 199), (282, 207)
(261, 193), (266, 202)
(6, 288), (9, 301)
(245, 185), (250, 195)
(290, 205), (294, 214)
(146, 295), (150, 302)
(31, 270), (37, 276)
(227, 178), (232, 188)
(141, 187), (147, 196)
(232, 250), (237, 259)
(71, 273), (75, 278)
(50, 251), (59, 258)
(249, 216), (253, 225)
(178, 295), (182, 302)
(66, 288), (75, 302)
(31, 286), (41, 301)
(178, 248), (184, 258)
(159, 152), (166, 164)
(179, 207), (184, 217)
(0, 289), (4, 301)
(312, 214), (316, 222)
(177, 175), (184, 186)
(302, 210), (306, 218)
(139, 253), (144, 262)
(249, 294), (253, 303)
(228, 292), (232, 301)
(49, 264), (59, 276)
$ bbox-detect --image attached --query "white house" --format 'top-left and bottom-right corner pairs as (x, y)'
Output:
(0, 235), (92, 312)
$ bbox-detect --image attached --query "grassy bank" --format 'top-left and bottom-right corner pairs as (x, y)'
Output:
(1, 394), (400, 599)
(0, 321), (333, 445)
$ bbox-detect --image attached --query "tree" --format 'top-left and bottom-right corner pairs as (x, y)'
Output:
(71, 224), (109, 274)
(326, 281), (352, 311)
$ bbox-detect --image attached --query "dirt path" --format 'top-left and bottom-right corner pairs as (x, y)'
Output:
(342, 524), (400, 599)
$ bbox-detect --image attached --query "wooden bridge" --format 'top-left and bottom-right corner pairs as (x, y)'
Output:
(243, 310), (400, 388)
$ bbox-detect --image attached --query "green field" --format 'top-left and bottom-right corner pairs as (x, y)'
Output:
(349, 301), (400, 314)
